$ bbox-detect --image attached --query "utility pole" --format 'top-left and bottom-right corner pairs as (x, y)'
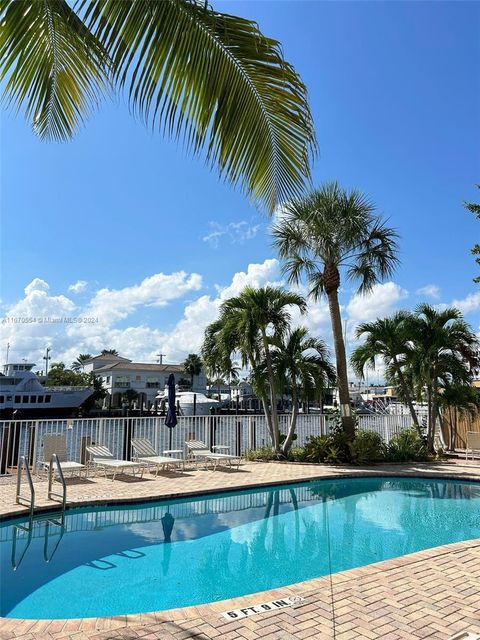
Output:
(156, 353), (165, 365)
(5, 342), (10, 364)
(43, 347), (51, 379)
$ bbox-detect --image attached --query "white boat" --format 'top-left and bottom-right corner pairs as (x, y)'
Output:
(155, 388), (221, 416)
(0, 363), (93, 419)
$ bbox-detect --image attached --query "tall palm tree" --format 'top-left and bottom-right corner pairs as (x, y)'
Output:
(405, 304), (479, 452)
(71, 353), (92, 372)
(350, 312), (422, 435)
(202, 285), (306, 452)
(273, 327), (336, 455)
(1, 0), (316, 212)
(182, 353), (202, 389)
(273, 182), (399, 437)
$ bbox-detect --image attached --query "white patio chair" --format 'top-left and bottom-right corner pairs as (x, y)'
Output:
(185, 439), (241, 470)
(86, 445), (146, 481)
(465, 431), (480, 461)
(131, 438), (184, 476)
(41, 433), (87, 478)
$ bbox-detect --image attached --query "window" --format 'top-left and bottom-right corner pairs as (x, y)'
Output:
(146, 377), (159, 388)
(135, 375), (141, 381)
(45, 395), (51, 402)
(38, 396), (44, 403)
(115, 376), (130, 388)
(15, 396), (21, 403)
(106, 376), (110, 384)
(22, 395), (28, 403)
(30, 396), (37, 403)
(0, 396), (4, 403)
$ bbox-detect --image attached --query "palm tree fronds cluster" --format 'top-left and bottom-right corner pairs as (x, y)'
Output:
(1, 0), (316, 211)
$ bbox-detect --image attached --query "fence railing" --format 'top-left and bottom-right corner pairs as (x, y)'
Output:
(0, 413), (415, 475)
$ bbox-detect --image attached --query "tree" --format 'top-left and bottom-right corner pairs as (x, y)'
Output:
(182, 354), (203, 389)
(272, 327), (336, 455)
(351, 312), (422, 435)
(1, 0), (316, 212)
(101, 349), (119, 356)
(464, 185), (480, 284)
(71, 353), (92, 372)
(404, 304), (479, 452)
(273, 182), (399, 438)
(202, 285), (306, 453)
(46, 362), (90, 387)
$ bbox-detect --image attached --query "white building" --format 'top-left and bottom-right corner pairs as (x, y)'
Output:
(83, 354), (207, 410)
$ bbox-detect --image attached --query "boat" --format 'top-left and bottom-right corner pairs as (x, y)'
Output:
(0, 363), (94, 419)
(155, 388), (222, 416)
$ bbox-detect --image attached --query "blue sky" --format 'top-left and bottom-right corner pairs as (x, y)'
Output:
(1, 0), (479, 372)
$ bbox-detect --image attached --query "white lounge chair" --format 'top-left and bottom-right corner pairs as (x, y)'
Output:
(185, 439), (241, 470)
(41, 433), (87, 478)
(465, 431), (480, 461)
(131, 438), (184, 476)
(86, 445), (146, 481)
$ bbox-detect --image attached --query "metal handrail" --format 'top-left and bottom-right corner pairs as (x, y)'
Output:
(43, 514), (65, 562)
(16, 455), (35, 519)
(47, 454), (67, 511)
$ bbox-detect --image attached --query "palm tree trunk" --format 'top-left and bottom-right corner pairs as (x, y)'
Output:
(426, 384), (435, 453)
(282, 385), (299, 456)
(393, 358), (421, 435)
(262, 332), (280, 452)
(326, 287), (354, 438)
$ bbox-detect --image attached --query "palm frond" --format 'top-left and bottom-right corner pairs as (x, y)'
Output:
(1, 0), (110, 140)
(79, 0), (317, 211)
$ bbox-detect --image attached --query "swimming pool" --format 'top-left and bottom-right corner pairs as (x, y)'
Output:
(1, 476), (479, 619)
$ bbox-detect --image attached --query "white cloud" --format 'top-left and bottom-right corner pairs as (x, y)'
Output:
(24, 278), (49, 296)
(346, 282), (408, 339)
(68, 280), (88, 294)
(86, 271), (202, 324)
(416, 284), (440, 299)
(451, 291), (480, 315)
(202, 220), (262, 249)
(2, 260), (283, 366)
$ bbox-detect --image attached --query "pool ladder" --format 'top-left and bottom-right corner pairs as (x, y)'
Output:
(12, 454), (67, 570)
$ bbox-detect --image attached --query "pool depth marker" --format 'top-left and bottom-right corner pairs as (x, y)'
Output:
(221, 596), (305, 620)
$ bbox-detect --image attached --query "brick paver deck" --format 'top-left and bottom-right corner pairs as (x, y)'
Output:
(1, 460), (479, 639)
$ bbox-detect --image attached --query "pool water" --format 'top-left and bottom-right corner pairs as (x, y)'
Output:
(1, 477), (479, 619)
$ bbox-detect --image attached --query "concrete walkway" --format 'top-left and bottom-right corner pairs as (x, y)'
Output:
(1, 460), (479, 640)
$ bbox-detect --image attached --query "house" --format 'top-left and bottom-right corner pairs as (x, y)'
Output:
(83, 354), (207, 410)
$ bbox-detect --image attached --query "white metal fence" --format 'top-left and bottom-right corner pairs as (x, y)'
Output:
(0, 413), (415, 474)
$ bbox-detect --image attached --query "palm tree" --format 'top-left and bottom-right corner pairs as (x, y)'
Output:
(273, 327), (336, 455)
(351, 312), (422, 435)
(202, 285), (306, 453)
(273, 182), (399, 438)
(101, 349), (119, 356)
(1, 0), (316, 212)
(182, 353), (202, 390)
(71, 353), (92, 372)
(405, 304), (479, 452)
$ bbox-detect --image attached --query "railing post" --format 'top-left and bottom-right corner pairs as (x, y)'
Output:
(236, 421), (241, 456)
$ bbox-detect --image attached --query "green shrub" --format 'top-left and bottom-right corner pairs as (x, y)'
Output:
(387, 428), (429, 462)
(244, 446), (276, 461)
(349, 430), (386, 464)
(303, 435), (331, 462)
(289, 446), (308, 462)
